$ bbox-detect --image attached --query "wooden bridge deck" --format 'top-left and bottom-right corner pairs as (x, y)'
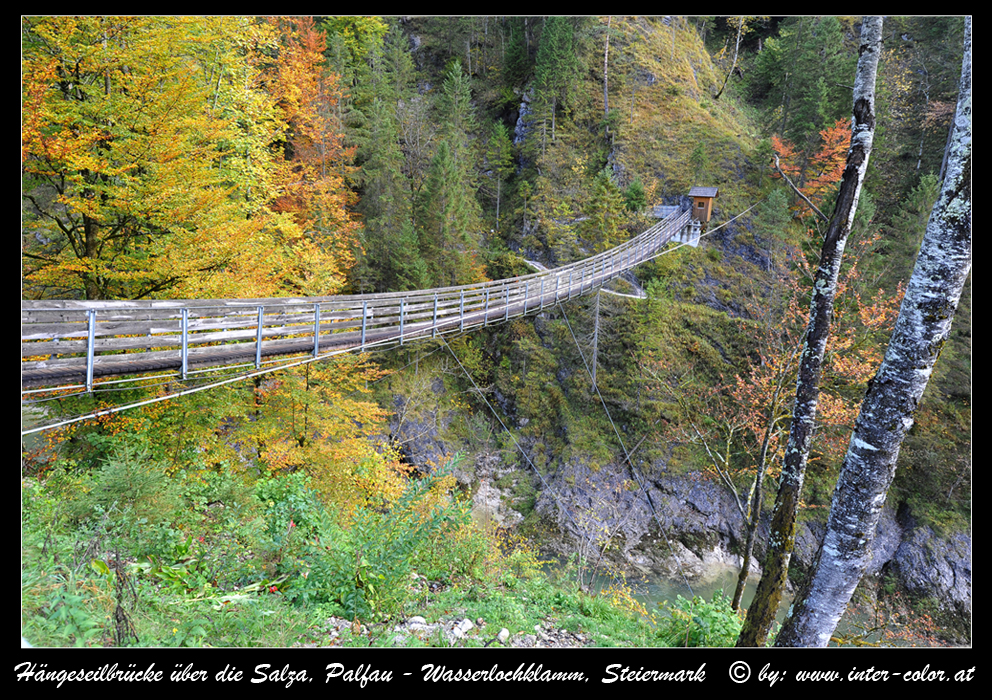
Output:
(21, 209), (690, 391)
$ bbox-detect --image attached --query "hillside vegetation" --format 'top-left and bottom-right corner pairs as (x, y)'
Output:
(21, 16), (969, 648)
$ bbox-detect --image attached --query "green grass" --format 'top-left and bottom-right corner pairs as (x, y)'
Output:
(20, 449), (692, 648)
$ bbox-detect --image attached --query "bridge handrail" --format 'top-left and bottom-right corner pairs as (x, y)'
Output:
(21, 208), (690, 390)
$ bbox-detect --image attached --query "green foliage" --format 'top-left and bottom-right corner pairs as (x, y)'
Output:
(265, 465), (470, 621)
(655, 590), (743, 647)
(581, 169), (628, 252)
(64, 435), (180, 527)
(42, 578), (105, 645)
(354, 99), (428, 292)
(750, 17), (855, 148)
(502, 18), (532, 86)
(484, 121), (515, 229)
(534, 17), (581, 130)
(623, 178), (647, 212)
(881, 172), (941, 286)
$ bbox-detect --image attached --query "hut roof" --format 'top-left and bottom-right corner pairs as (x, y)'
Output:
(688, 186), (719, 198)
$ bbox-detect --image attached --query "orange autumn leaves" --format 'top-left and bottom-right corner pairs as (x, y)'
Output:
(727, 250), (901, 482)
(21, 16), (360, 301)
(265, 17), (360, 298)
(772, 119), (850, 216)
(21, 18), (410, 520)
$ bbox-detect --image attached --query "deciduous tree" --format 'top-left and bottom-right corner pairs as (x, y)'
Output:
(774, 16), (971, 647)
(21, 17), (287, 300)
(265, 16), (359, 296)
(240, 356), (407, 516)
(772, 119), (851, 218)
(737, 16), (884, 648)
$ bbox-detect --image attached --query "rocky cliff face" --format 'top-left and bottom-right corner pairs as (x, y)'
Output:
(383, 369), (970, 645)
(532, 457), (971, 644)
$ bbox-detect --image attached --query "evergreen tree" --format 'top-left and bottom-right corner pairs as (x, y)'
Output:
(502, 17), (532, 85)
(880, 172), (941, 287)
(623, 178), (647, 213)
(752, 17), (855, 182)
(436, 60), (477, 158)
(534, 17), (580, 147)
(581, 169), (626, 252)
(350, 20), (427, 293)
(484, 121), (515, 231)
(413, 61), (485, 287)
(354, 98), (428, 293)
(418, 139), (484, 287)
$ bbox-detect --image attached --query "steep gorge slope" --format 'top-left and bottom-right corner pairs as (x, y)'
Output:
(373, 17), (969, 644)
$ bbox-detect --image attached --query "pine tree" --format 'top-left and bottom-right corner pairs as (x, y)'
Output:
(753, 17), (855, 180)
(414, 61), (485, 287)
(354, 98), (427, 292)
(484, 121), (515, 231)
(418, 140), (484, 287)
(534, 17), (580, 147)
(581, 169), (626, 252)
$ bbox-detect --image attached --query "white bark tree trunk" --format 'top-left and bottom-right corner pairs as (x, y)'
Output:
(775, 16), (971, 648)
(736, 16), (884, 647)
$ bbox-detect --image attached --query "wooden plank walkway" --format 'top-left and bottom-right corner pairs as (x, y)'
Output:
(21, 209), (690, 391)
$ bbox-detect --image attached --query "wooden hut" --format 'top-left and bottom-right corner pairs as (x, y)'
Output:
(688, 186), (718, 223)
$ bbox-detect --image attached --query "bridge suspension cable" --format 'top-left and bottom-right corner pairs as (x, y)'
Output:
(558, 303), (695, 598)
(21, 209), (690, 395)
(21, 200), (761, 436)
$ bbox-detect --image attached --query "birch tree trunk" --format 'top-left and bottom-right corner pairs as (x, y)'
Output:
(774, 16), (971, 648)
(736, 16), (884, 647)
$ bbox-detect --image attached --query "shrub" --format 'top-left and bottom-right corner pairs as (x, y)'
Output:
(271, 463), (471, 620)
(655, 590), (743, 647)
(65, 435), (180, 526)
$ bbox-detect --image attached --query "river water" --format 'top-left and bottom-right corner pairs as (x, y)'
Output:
(582, 562), (903, 646)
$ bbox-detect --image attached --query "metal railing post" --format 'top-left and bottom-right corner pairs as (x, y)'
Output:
(432, 293), (439, 337)
(313, 303), (321, 357)
(85, 309), (96, 393)
(399, 299), (406, 344)
(459, 291), (465, 332)
(361, 300), (368, 350)
(255, 306), (264, 369)
(181, 307), (189, 380)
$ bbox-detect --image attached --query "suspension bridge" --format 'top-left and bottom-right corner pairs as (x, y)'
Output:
(22, 207), (697, 400)
(20, 200), (717, 606)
